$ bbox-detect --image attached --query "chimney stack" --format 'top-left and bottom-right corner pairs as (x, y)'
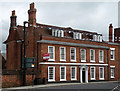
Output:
(109, 24), (113, 42)
(10, 10), (17, 28)
(28, 2), (36, 26)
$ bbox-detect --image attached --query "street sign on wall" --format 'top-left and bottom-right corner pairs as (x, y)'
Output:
(22, 57), (35, 68)
(43, 53), (50, 60)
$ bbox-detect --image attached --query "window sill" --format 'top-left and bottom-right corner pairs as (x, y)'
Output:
(111, 77), (115, 79)
(90, 60), (95, 62)
(99, 61), (104, 63)
(71, 79), (77, 81)
(110, 59), (115, 61)
(48, 80), (55, 82)
(71, 60), (76, 62)
(60, 60), (66, 62)
(91, 78), (96, 80)
(99, 78), (104, 80)
(60, 79), (66, 81)
(48, 59), (55, 61)
(81, 60), (86, 62)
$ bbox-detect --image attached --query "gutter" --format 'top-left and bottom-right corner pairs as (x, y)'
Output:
(37, 40), (109, 49)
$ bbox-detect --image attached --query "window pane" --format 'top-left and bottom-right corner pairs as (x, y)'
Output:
(49, 67), (54, 80)
(48, 46), (54, 60)
(60, 47), (65, 60)
(91, 67), (95, 79)
(91, 50), (95, 61)
(61, 67), (65, 80)
(111, 50), (115, 60)
(71, 67), (75, 79)
(81, 49), (86, 60)
(71, 48), (75, 60)
(111, 68), (114, 77)
(100, 68), (104, 78)
(99, 50), (103, 62)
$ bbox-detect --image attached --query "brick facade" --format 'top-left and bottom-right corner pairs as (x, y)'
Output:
(2, 2), (120, 87)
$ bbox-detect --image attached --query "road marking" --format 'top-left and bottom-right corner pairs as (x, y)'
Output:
(111, 85), (120, 91)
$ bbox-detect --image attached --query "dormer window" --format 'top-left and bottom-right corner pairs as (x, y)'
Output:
(52, 29), (64, 37)
(93, 34), (102, 42)
(73, 32), (82, 40)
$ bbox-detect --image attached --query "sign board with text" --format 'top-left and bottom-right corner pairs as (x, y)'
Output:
(22, 57), (35, 68)
(43, 53), (50, 60)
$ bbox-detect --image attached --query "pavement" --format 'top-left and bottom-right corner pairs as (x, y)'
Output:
(1, 81), (120, 91)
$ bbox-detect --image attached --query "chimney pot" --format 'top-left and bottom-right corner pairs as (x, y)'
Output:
(12, 10), (15, 16)
(30, 2), (34, 9)
(28, 2), (36, 26)
(109, 23), (113, 28)
(109, 23), (113, 42)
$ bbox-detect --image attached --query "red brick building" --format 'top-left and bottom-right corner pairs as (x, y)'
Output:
(3, 3), (120, 85)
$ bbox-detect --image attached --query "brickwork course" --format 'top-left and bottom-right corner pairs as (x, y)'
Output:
(2, 2), (120, 88)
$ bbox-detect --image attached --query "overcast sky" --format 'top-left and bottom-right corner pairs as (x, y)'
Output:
(0, 1), (119, 53)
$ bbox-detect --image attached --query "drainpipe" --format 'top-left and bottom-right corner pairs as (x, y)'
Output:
(107, 49), (109, 81)
(23, 21), (28, 86)
(37, 42), (39, 75)
(20, 43), (23, 69)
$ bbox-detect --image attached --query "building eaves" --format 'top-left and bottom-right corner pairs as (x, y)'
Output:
(37, 40), (109, 49)
(104, 41), (120, 46)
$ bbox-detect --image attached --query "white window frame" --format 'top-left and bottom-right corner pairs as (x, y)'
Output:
(60, 66), (66, 81)
(71, 66), (77, 80)
(110, 66), (115, 78)
(58, 30), (61, 37)
(61, 30), (64, 37)
(70, 47), (76, 62)
(55, 30), (58, 37)
(100, 35), (102, 42)
(93, 35), (97, 41)
(52, 29), (55, 36)
(80, 49), (86, 62)
(90, 66), (96, 80)
(60, 47), (66, 61)
(74, 32), (82, 40)
(99, 50), (104, 63)
(110, 48), (115, 60)
(90, 49), (95, 62)
(48, 46), (55, 61)
(78, 33), (82, 40)
(99, 67), (104, 80)
(48, 66), (55, 82)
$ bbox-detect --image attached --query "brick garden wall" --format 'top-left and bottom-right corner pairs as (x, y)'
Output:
(2, 70), (36, 88)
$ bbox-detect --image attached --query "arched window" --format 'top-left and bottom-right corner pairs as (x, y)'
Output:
(52, 29), (55, 36)
(61, 30), (64, 37)
(58, 30), (61, 37)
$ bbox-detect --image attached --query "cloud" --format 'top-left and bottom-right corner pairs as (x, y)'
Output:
(0, 2), (118, 52)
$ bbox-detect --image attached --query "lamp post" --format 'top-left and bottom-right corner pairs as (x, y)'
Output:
(23, 21), (28, 86)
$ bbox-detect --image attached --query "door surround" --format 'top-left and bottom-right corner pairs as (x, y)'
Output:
(79, 65), (88, 83)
